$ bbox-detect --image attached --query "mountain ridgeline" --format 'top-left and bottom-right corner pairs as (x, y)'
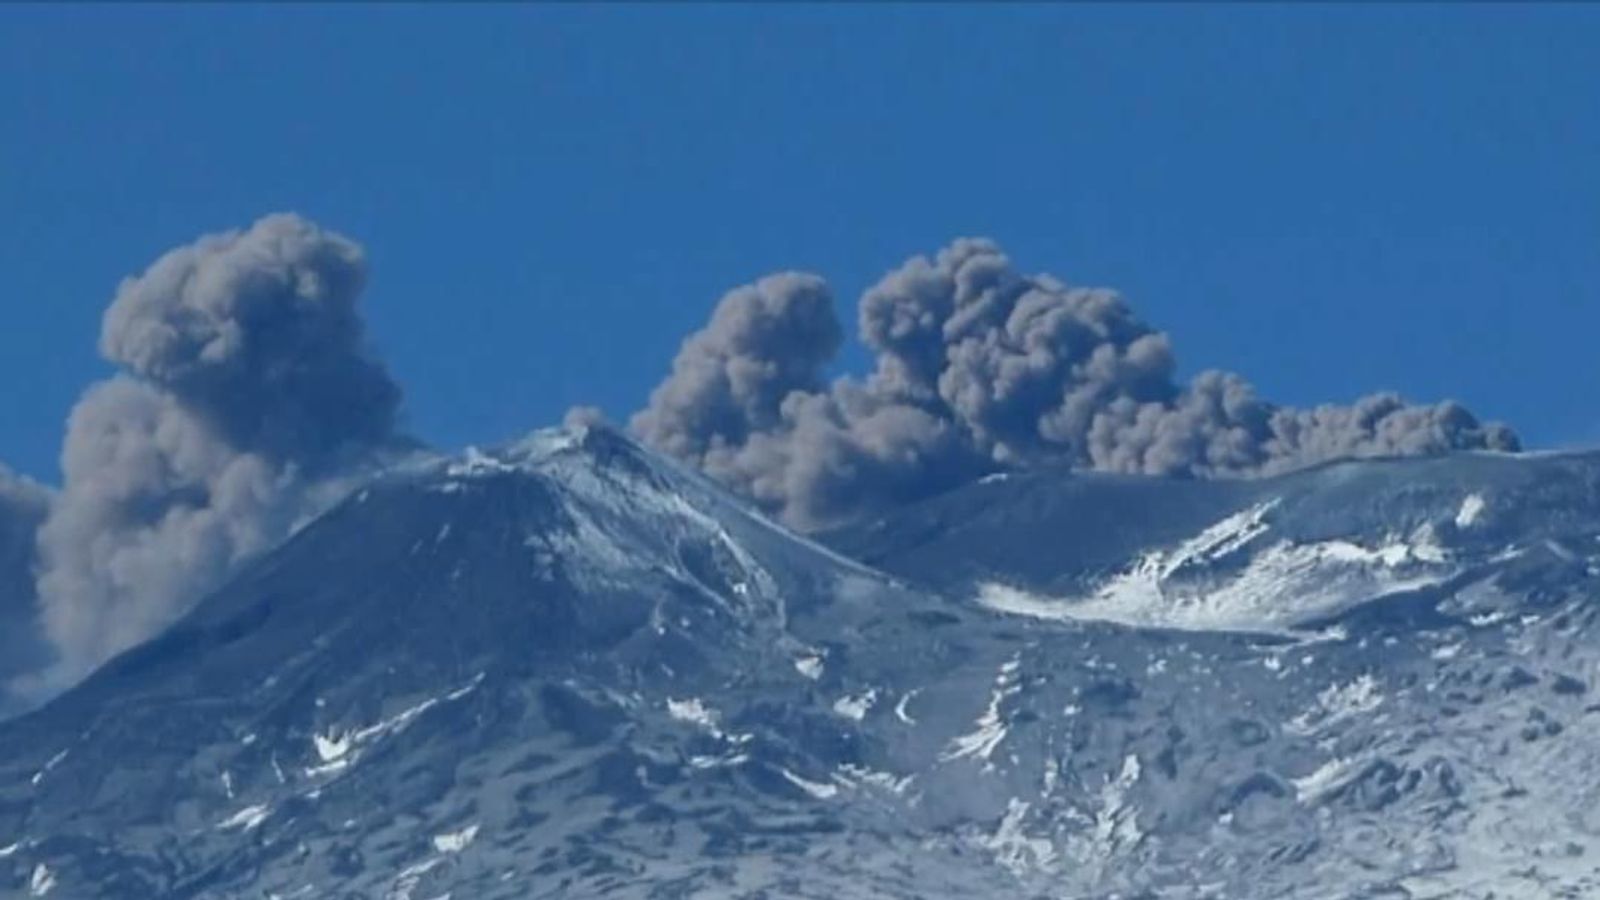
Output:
(4, 426), (1600, 898)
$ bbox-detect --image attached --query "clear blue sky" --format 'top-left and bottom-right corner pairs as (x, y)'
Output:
(3, 5), (1597, 482)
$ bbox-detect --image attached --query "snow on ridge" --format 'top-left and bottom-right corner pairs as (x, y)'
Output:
(389, 857), (447, 900)
(894, 690), (919, 725)
(1286, 674), (1383, 735)
(29, 863), (55, 897)
(307, 673), (486, 779)
(794, 654), (825, 680)
(667, 697), (720, 732)
(980, 798), (1058, 878)
(975, 500), (1459, 634)
(443, 446), (519, 480)
(943, 656), (1022, 765)
(415, 426), (893, 619)
(314, 731), (352, 764)
(518, 433), (793, 619)
(30, 749), (69, 787)
(1159, 500), (1280, 579)
(836, 763), (915, 795)
(432, 824), (480, 854)
(531, 424), (889, 582)
(1292, 755), (1363, 803)
(217, 804), (271, 832)
(781, 768), (840, 800)
(832, 689), (877, 722)
(1090, 755), (1144, 857)
(976, 755), (1143, 881)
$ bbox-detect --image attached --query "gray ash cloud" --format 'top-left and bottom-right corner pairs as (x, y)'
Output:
(27, 214), (408, 689)
(632, 238), (1517, 528)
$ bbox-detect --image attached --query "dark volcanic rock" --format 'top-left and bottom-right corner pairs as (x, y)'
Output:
(5, 430), (1600, 898)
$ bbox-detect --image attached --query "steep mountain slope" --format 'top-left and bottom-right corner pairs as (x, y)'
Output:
(825, 449), (1600, 897)
(828, 450), (1600, 632)
(4, 430), (1600, 898)
(0, 427), (1010, 899)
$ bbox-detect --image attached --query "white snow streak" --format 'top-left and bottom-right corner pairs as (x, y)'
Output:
(667, 697), (721, 733)
(30, 750), (69, 787)
(944, 657), (1021, 764)
(781, 768), (839, 800)
(29, 863), (55, 897)
(1292, 756), (1362, 803)
(981, 798), (1057, 877)
(832, 689), (877, 722)
(976, 499), (1457, 634)
(307, 673), (485, 779)
(793, 654), (824, 680)
(1286, 675), (1384, 735)
(894, 690), (920, 725)
(432, 824), (480, 854)
(217, 804), (271, 832)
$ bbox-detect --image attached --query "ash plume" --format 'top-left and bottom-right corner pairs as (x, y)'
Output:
(0, 467), (52, 697)
(633, 238), (1518, 528)
(0, 221), (1524, 702)
(29, 213), (406, 686)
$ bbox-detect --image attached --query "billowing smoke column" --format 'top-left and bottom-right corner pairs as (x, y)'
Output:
(0, 468), (48, 606)
(0, 467), (52, 693)
(0, 222), (1524, 703)
(634, 238), (1518, 529)
(29, 213), (405, 686)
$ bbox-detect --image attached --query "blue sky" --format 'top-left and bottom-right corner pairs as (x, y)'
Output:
(3, 4), (1597, 482)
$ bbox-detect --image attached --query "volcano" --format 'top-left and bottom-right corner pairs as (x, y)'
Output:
(5, 426), (1600, 898)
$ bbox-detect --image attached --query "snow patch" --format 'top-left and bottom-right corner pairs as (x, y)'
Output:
(1292, 756), (1362, 803)
(1286, 675), (1383, 735)
(943, 656), (1022, 765)
(389, 857), (446, 900)
(976, 500), (1454, 634)
(832, 689), (877, 722)
(30, 750), (68, 787)
(1090, 755), (1144, 856)
(836, 763), (915, 795)
(314, 731), (353, 764)
(980, 798), (1057, 878)
(29, 863), (55, 897)
(894, 690), (920, 725)
(688, 752), (750, 770)
(432, 824), (480, 854)
(218, 804), (270, 831)
(793, 654), (824, 680)
(306, 673), (485, 779)
(1456, 494), (1486, 528)
(445, 447), (518, 479)
(667, 697), (721, 733)
(781, 768), (839, 800)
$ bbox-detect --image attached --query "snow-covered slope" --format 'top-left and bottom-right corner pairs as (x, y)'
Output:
(0, 426), (997, 899)
(831, 451), (1600, 632)
(6, 430), (1600, 898)
(826, 448), (1600, 896)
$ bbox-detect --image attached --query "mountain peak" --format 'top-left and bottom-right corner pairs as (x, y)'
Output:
(445, 422), (651, 476)
(8, 438), (1600, 898)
